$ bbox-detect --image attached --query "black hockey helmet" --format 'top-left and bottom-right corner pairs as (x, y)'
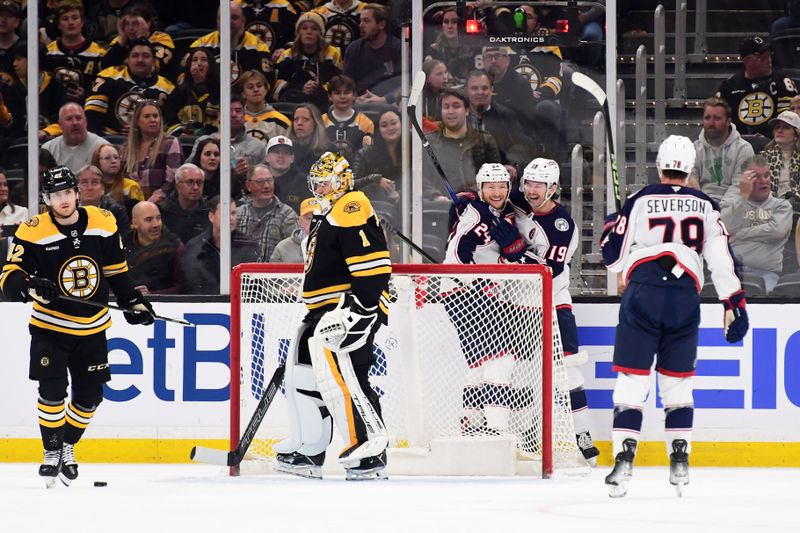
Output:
(42, 165), (79, 194)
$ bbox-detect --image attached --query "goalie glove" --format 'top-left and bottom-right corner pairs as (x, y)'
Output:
(27, 276), (60, 304)
(490, 218), (526, 262)
(316, 294), (378, 353)
(122, 290), (156, 326)
(721, 290), (748, 343)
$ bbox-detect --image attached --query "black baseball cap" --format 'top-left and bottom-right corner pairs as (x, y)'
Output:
(740, 36), (771, 58)
(0, 1), (21, 17)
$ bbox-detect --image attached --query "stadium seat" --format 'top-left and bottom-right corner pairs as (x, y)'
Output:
(4, 138), (28, 169)
(102, 135), (127, 148)
(740, 273), (767, 298)
(741, 134), (770, 155)
(422, 200), (452, 246)
(769, 272), (800, 297)
(423, 233), (445, 263)
(771, 29), (800, 71)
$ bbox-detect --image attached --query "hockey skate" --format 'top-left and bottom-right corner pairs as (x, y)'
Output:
(274, 451), (325, 480)
(344, 451), (387, 481)
(669, 439), (690, 497)
(605, 438), (637, 498)
(39, 449), (62, 489)
(59, 443), (78, 487)
(576, 431), (600, 466)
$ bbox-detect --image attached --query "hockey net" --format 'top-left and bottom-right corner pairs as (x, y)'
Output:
(230, 264), (587, 477)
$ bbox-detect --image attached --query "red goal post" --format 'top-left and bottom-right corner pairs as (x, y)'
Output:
(230, 263), (585, 478)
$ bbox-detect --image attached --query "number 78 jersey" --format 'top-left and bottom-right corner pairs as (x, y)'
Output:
(601, 183), (741, 298)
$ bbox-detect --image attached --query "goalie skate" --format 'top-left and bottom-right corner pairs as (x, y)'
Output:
(669, 439), (689, 497)
(39, 449), (62, 489)
(274, 452), (325, 480)
(344, 452), (387, 481)
(605, 438), (637, 498)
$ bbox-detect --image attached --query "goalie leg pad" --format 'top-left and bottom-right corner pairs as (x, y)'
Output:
(481, 354), (515, 431)
(273, 362), (332, 457)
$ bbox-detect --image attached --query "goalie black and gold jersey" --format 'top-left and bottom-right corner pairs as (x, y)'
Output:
(302, 191), (391, 321)
(0, 206), (129, 336)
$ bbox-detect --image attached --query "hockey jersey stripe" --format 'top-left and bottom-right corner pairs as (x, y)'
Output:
(84, 227), (116, 238)
(348, 257), (391, 272)
(304, 296), (345, 310)
(31, 309), (110, 329)
(302, 283), (352, 298)
(33, 304), (108, 324)
(30, 318), (111, 336)
(350, 265), (392, 278)
(345, 251), (390, 265)
(103, 261), (129, 276)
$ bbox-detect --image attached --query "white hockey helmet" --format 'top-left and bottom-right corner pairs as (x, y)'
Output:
(656, 135), (696, 175)
(475, 163), (511, 203)
(521, 158), (560, 209)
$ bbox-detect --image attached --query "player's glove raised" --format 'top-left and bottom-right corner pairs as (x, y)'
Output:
(27, 276), (59, 304)
(123, 290), (156, 326)
(721, 290), (748, 343)
(448, 191), (479, 227)
(490, 218), (526, 262)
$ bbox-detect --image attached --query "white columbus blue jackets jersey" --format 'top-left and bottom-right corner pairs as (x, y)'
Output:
(510, 190), (577, 307)
(601, 183), (741, 298)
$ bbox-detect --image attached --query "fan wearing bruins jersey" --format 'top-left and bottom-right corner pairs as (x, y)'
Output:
(0, 167), (155, 489)
(717, 36), (800, 137)
(239, 0), (300, 54)
(321, 75), (373, 159)
(188, 2), (272, 87)
(274, 152), (392, 481)
(312, 0), (366, 54)
(85, 39), (176, 135)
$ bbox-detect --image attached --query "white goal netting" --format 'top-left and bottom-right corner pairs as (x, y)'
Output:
(231, 264), (586, 477)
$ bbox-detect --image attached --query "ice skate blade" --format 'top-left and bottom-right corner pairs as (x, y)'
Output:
(43, 476), (58, 489)
(607, 479), (629, 498)
(345, 467), (388, 481)
(674, 480), (685, 498)
(274, 462), (322, 480)
(58, 471), (76, 487)
(586, 456), (597, 467)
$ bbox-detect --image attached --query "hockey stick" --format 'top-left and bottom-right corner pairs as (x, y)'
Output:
(571, 71), (622, 211)
(190, 363), (286, 466)
(378, 217), (438, 264)
(56, 293), (195, 327)
(407, 70), (459, 203)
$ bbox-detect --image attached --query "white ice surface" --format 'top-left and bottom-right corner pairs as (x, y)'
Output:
(0, 464), (796, 533)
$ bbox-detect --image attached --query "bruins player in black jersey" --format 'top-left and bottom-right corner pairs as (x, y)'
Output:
(0, 167), (156, 488)
(273, 152), (392, 481)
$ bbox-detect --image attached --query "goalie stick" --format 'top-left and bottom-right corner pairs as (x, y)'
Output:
(56, 293), (194, 327)
(571, 71), (622, 211)
(190, 364), (285, 467)
(407, 70), (459, 202)
(378, 217), (438, 264)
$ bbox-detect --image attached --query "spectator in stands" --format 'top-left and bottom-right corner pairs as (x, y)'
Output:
(425, 7), (473, 86)
(465, 69), (535, 180)
(157, 163), (211, 244)
(240, 69), (292, 142)
(272, 11), (344, 112)
(761, 110), (800, 200)
(423, 88), (501, 201)
(266, 135), (306, 214)
(717, 36), (799, 137)
(352, 108), (401, 211)
(119, 99), (183, 203)
(770, 0), (800, 40)
(0, 167), (28, 226)
(481, 45), (539, 131)
(92, 143), (144, 215)
(289, 103), (333, 174)
(240, 0), (300, 55)
(312, 0), (366, 54)
(191, 138), (239, 201)
(236, 164), (299, 262)
(189, 1), (272, 87)
(180, 195), (258, 294)
(169, 47), (220, 137)
(42, 103), (110, 174)
(86, 39), (176, 136)
(87, 0), (148, 43)
(44, 1), (107, 104)
(344, 3), (401, 105)
(689, 96), (755, 207)
(0, 0), (21, 86)
(321, 74), (374, 159)
(101, 4), (177, 82)
(124, 200), (184, 294)
(76, 164), (132, 240)
(270, 197), (317, 263)
(721, 155), (792, 293)
(0, 41), (65, 141)
(421, 59), (448, 131)
(574, 1), (606, 68)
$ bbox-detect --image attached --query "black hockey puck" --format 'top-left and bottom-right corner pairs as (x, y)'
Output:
(94, 481), (108, 487)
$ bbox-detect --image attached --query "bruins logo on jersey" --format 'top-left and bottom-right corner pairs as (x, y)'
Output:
(738, 92), (774, 127)
(304, 234), (317, 273)
(515, 56), (540, 92)
(325, 17), (358, 49)
(247, 22), (276, 50)
(344, 201), (361, 214)
(54, 67), (82, 88)
(116, 92), (165, 126)
(59, 255), (100, 299)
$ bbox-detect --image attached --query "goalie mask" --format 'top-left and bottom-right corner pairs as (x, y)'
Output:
(308, 151), (353, 210)
(41, 165), (79, 207)
(475, 163), (511, 208)
(656, 135), (695, 176)
(521, 158), (560, 210)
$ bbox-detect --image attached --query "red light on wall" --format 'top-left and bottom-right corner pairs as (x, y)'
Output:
(466, 19), (483, 34)
(555, 19), (569, 33)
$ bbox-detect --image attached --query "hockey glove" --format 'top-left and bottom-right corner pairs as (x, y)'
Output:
(27, 276), (60, 304)
(490, 218), (526, 262)
(722, 290), (748, 343)
(448, 191), (479, 227)
(600, 212), (619, 245)
(123, 290), (156, 326)
(317, 294), (378, 353)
